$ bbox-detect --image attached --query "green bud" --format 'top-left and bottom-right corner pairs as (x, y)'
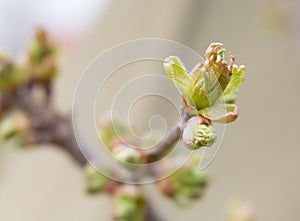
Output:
(112, 144), (142, 164)
(0, 112), (29, 140)
(182, 116), (217, 150)
(177, 172), (208, 202)
(98, 117), (128, 150)
(227, 202), (256, 221)
(27, 28), (58, 83)
(84, 164), (108, 194)
(0, 117), (15, 139)
(0, 55), (28, 92)
(158, 158), (208, 206)
(114, 185), (145, 221)
(179, 168), (207, 187)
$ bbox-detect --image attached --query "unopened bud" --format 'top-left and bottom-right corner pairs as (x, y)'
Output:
(158, 179), (175, 198)
(112, 144), (142, 164)
(0, 112), (29, 140)
(114, 185), (145, 221)
(98, 117), (129, 150)
(227, 202), (256, 221)
(182, 116), (217, 150)
(84, 164), (108, 194)
(27, 28), (57, 83)
(157, 158), (209, 205)
(177, 169), (207, 200)
(0, 55), (28, 92)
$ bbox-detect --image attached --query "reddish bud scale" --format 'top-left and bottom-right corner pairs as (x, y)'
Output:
(185, 115), (211, 127)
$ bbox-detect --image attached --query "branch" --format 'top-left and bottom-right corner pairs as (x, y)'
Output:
(29, 108), (87, 166)
(1, 84), (175, 221)
(1, 87), (87, 166)
(143, 111), (190, 163)
(145, 201), (166, 221)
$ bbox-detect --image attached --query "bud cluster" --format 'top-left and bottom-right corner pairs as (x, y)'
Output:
(26, 28), (58, 84)
(164, 42), (245, 121)
(157, 158), (208, 205)
(113, 185), (145, 221)
(99, 118), (144, 165)
(1, 31), (249, 221)
(164, 42), (246, 149)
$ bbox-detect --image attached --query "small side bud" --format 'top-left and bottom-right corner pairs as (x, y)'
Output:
(158, 179), (176, 197)
(0, 55), (28, 92)
(113, 185), (145, 221)
(157, 157), (209, 206)
(112, 144), (142, 164)
(84, 164), (108, 194)
(98, 117), (129, 150)
(227, 202), (256, 221)
(0, 112), (29, 140)
(26, 28), (58, 84)
(182, 116), (217, 150)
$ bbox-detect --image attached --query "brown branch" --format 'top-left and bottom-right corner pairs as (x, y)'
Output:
(143, 111), (190, 163)
(2, 81), (191, 167)
(2, 83), (180, 221)
(1, 86), (87, 166)
(0, 29), (181, 221)
(29, 108), (87, 166)
(145, 201), (166, 221)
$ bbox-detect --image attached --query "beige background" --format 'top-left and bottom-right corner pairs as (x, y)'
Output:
(0, 0), (300, 220)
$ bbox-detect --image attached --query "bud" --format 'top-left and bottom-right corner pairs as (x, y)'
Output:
(84, 164), (108, 194)
(26, 28), (58, 83)
(0, 112), (29, 140)
(0, 98), (4, 118)
(157, 157), (208, 206)
(158, 179), (175, 197)
(227, 202), (256, 221)
(182, 116), (217, 150)
(113, 185), (145, 221)
(164, 43), (246, 124)
(176, 167), (207, 200)
(0, 55), (28, 92)
(112, 144), (142, 164)
(98, 117), (128, 150)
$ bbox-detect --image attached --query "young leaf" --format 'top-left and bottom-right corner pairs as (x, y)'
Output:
(164, 56), (195, 105)
(223, 65), (246, 103)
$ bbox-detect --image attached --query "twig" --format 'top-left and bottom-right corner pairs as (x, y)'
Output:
(144, 111), (190, 163)
(2, 82), (183, 221)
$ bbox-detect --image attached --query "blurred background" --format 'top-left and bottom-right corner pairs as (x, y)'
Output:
(0, 0), (300, 220)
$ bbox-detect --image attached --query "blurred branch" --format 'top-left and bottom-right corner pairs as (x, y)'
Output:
(144, 110), (190, 163)
(1, 75), (168, 221)
(145, 202), (166, 221)
(0, 29), (247, 221)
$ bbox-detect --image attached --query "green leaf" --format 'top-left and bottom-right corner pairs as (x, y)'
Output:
(164, 56), (195, 105)
(223, 65), (246, 102)
(200, 103), (239, 123)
